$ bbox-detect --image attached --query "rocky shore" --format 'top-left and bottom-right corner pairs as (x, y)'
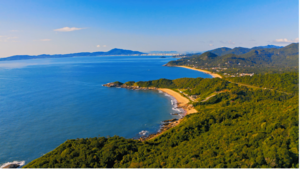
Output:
(3, 164), (20, 169)
(0, 161), (25, 168)
(139, 118), (179, 141)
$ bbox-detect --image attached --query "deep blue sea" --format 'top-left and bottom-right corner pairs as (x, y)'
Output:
(0, 55), (211, 165)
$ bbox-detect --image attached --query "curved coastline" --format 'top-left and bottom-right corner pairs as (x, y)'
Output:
(103, 82), (198, 141)
(175, 65), (223, 78)
(142, 88), (197, 141)
(158, 88), (197, 115)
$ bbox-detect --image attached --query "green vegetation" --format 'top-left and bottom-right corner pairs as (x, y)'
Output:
(127, 78), (229, 100)
(167, 43), (299, 74)
(113, 81), (123, 85)
(24, 73), (298, 168)
(227, 72), (299, 94)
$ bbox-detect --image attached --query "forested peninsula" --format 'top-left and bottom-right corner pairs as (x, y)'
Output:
(24, 43), (299, 168)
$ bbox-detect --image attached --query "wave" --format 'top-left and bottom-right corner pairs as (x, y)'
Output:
(172, 107), (181, 112)
(139, 130), (149, 136)
(159, 91), (184, 116)
(0, 161), (25, 168)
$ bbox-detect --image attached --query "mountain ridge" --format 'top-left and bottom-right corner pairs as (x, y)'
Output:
(0, 48), (145, 61)
(209, 45), (284, 56)
(167, 43), (299, 74)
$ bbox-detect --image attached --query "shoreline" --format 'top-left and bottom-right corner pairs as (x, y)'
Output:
(141, 88), (197, 141)
(103, 82), (198, 141)
(175, 66), (223, 78)
(158, 88), (197, 115)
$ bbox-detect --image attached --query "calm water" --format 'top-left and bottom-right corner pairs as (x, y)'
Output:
(0, 56), (211, 164)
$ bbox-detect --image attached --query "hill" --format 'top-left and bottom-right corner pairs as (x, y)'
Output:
(210, 45), (284, 56)
(251, 45), (283, 50)
(0, 48), (145, 61)
(167, 43), (299, 74)
(24, 73), (298, 168)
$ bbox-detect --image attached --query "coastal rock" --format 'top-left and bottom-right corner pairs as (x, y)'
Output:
(3, 164), (20, 169)
(163, 118), (178, 123)
(1, 161), (25, 168)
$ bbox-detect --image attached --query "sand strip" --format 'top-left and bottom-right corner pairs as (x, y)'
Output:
(176, 66), (223, 78)
(142, 88), (197, 141)
(158, 88), (197, 115)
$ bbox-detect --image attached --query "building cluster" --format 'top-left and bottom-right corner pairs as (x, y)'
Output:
(223, 73), (254, 77)
(141, 53), (180, 56)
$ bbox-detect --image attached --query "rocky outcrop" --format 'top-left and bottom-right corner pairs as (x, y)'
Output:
(163, 118), (178, 123)
(3, 164), (20, 169)
(103, 82), (157, 90)
(139, 118), (179, 141)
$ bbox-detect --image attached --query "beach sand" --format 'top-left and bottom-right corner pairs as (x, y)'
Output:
(158, 88), (197, 115)
(143, 88), (197, 141)
(176, 66), (223, 78)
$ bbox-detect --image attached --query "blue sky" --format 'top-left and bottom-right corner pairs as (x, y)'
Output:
(0, 0), (298, 57)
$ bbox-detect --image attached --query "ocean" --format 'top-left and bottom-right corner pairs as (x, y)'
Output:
(0, 55), (212, 165)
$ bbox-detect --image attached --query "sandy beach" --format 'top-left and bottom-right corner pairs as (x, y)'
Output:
(176, 66), (223, 78)
(158, 88), (197, 115)
(142, 88), (197, 141)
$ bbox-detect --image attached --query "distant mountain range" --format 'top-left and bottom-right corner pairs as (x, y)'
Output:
(173, 45), (284, 58)
(167, 43), (298, 74)
(0, 48), (145, 61)
(209, 45), (283, 56)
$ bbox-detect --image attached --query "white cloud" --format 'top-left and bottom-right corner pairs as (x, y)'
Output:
(0, 36), (18, 42)
(97, 45), (107, 48)
(6, 36), (18, 40)
(273, 38), (299, 43)
(209, 44), (213, 46)
(54, 27), (85, 32)
(227, 40), (235, 44)
(40, 39), (51, 42)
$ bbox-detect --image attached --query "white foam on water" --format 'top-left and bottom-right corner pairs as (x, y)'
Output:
(0, 161), (25, 168)
(160, 92), (183, 115)
(172, 107), (181, 112)
(139, 130), (149, 136)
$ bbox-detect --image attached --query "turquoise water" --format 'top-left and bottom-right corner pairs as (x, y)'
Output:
(0, 56), (211, 165)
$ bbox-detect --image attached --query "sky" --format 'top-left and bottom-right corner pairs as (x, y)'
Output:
(0, 0), (299, 57)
